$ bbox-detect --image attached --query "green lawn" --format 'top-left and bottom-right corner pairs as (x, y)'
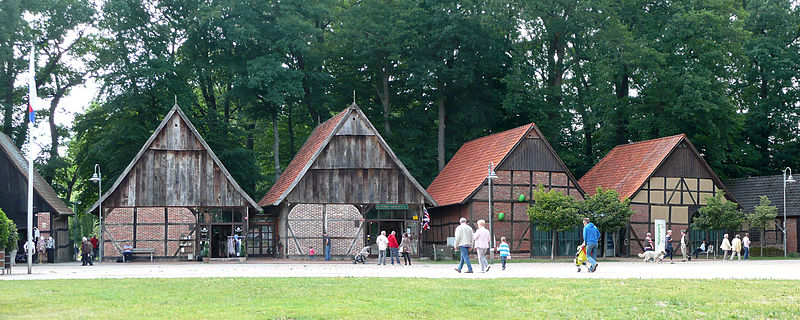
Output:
(1, 278), (798, 319)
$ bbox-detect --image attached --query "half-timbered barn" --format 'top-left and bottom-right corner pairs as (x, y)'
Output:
(0, 132), (73, 261)
(87, 104), (261, 261)
(259, 103), (436, 259)
(726, 175), (799, 254)
(579, 134), (738, 256)
(425, 124), (585, 257)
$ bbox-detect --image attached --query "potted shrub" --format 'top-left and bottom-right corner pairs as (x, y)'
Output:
(238, 243), (247, 263)
(201, 242), (210, 263)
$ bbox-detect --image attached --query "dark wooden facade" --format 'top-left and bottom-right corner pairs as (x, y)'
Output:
(0, 132), (73, 261)
(260, 103), (435, 259)
(88, 104), (260, 260)
(426, 125), (585, 257)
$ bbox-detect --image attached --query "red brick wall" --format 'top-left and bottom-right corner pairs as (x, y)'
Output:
(630, 204), (649, 223)
(36, 212), (51, 238)
(102, 207), (196, 259)
(788, 217), (798, 254)
(285, 204), (361, 257)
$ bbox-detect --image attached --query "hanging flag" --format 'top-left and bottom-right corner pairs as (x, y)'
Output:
(27, 47), (36, 123)
(421, 206), (431, 232)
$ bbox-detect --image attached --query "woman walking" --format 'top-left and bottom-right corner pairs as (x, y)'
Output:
(399, 233), (412, 265)
(665, 230), (675, 264)
(720, 234), (732, 260)
(730, 234), (742, 261)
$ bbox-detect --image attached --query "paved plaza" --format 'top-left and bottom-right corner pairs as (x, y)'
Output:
(2, 259), (798, 281)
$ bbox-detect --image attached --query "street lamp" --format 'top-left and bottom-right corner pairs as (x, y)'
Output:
(89, 164), (102, 262)
(783, 167), (795, 258)
(487, 162), (498, 264)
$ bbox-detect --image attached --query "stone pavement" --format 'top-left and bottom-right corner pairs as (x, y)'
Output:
(1, 259), (798, 281)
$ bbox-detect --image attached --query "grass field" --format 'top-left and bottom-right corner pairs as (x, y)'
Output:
(1, 278), (798, 319)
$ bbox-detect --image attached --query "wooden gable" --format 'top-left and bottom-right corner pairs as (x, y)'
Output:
(283, 105), (433, 205)
(89, 105), (260, 211)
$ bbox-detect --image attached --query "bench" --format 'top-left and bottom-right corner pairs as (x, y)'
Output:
(130, 248), (155, 262)
(704, 245), (714, 259)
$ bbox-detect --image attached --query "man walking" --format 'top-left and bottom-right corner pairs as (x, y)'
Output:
(388, 231), (400, 265)
(473, 220), (491, 273)
(376, 231), (388, 265)
(80, 237), (93, 266)
(90, 235), (99, 261)
(743, 233), (750, 260)
(582, 218), (600, 273)
(323, 232), (332, 261)
(45, 235), (55, 263)
(454, 218), (475, 273)
(680, 230), (690, 262)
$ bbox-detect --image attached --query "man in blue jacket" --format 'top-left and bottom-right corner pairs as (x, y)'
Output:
(582, 218), (601, 273)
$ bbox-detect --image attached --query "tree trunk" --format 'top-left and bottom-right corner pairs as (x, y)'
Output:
(603, 232), (608, 258)
(437, 92), (445, 172)
(760, 229), (764, 258)
(287, 102), (295, 153)
(48, 87), (69, 158)
(272, 112), (281, 181)
(612, 232), (618, 258)
(296, 54), (319, 124)
(551, 232), (556, 260)
(3, 73), (15, 137)
(381, 68), (391, 134)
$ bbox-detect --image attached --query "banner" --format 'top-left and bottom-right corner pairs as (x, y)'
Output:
(654, 219), (666, 253)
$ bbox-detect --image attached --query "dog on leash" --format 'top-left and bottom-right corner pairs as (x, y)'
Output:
(638, 250), (666, 263)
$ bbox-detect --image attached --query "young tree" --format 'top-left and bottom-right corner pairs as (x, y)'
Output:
(527, 186), (581, 259)
(747, 195), (778, 257)
(692, 190), (743, 257)
(580, 187), (635, 257)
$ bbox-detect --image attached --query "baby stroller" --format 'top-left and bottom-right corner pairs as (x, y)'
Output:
(574, 243), (588, 272)
(353, 246), (370, 264)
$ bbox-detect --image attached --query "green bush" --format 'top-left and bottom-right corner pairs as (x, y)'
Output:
(0, 209), (9, 252)
(749, 247), (784, 257)
(6, 219), (18, 252)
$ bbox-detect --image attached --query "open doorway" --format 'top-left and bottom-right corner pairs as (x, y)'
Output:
(211, 225), (233, 258)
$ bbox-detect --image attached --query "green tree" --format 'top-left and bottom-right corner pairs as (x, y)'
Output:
(692, 190), (743, 257)
(0, 0), (94, 148)
(747, 195), (778, 257)
(580, 187), (635, 257)
(527, 186), (581, 259)
(739, 0), (800, 177)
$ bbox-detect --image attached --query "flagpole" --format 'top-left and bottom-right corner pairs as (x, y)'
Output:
(27, 44), (35, 274)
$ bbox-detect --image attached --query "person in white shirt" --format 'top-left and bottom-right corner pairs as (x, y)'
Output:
(473, 220), (491, 273)
(680, 230), (690, 262)
(743, 233), (751, 260)
(376, 231), (389, 265)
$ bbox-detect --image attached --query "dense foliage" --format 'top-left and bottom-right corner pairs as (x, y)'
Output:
(527, 186), (581, 259)
(1, 0), (798, 214)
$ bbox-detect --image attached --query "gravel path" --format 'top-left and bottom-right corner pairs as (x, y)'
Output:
(2, 259), (798, 281)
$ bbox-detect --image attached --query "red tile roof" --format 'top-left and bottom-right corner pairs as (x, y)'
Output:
(426, 124), (534, 207)
(578, 134), (685, 199)
(259, 108), (349, 206)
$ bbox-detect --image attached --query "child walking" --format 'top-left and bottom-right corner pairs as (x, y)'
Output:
(497, 237), (510, 270)
(308, 246), (316, 261)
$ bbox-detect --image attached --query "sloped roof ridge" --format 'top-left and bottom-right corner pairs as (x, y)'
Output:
(0, 132), (74, 216)
(87, 103), (262, 213)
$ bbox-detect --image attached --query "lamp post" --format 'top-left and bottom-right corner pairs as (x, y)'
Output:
(89, 164), (102, 262)
(783, 167), (795, 258)
(487, 162), (498, 264)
